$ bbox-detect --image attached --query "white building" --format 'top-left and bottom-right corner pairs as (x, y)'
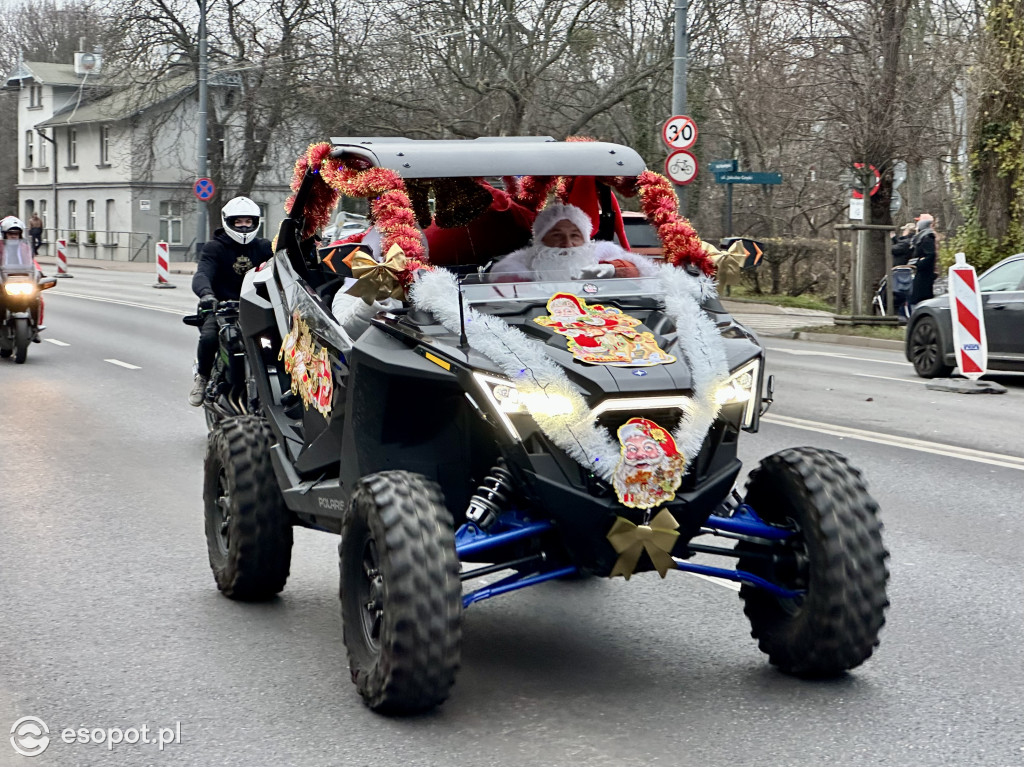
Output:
(6, 56), (292, 262)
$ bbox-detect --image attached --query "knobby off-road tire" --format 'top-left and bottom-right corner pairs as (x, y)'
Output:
(737, 447), (889, 677)
(14, 317), (29, 363)
(340, 471), (462, 715)
(909, 315), (953, 378)
(204, 415), (292, 600)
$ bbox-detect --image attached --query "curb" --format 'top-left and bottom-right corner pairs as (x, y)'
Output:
(793, 331), (905, 351)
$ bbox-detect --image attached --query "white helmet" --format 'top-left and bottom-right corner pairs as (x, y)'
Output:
(1, 216), (26, 236)
(221, 196), (261, 245)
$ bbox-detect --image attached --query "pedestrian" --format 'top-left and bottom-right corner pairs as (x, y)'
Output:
(890, 222), (915, 266)
(27, 212), (43, 256)
(909, 213), (938, 309)
(188, 196), (272, 406)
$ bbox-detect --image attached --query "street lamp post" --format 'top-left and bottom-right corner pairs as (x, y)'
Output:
(671, 0), (688, 216)
(36, 127), (58, 242)
(195, 0), (209, 256)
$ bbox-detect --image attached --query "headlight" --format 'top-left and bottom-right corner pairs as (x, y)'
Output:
(715, 358), (761, 428)
(4, 281), (36, 296)
(473, 372), (577, 440)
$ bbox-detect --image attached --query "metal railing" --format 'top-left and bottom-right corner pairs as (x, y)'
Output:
(32, 228), (189, 263)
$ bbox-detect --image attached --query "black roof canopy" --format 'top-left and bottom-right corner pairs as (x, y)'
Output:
(328, 137), (647, 179)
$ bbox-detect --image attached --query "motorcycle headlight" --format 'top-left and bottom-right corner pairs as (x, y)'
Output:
(715, 358), (761, 428)
(473, 372), (577, 440)
(4, 281), (36, 297)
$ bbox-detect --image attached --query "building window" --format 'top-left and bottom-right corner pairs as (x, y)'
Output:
(86, 199), (96, 242)
(38, 135), (46, 168)
(68, 200), (77, 241)
(159, 201), (183, 245)
(25, 130), (34, 167)
(100, 125), (110, 165)
(29, 85), (42, 108)
(105, 199), (118, 245)
(25, 200), (34, 221)
(67, 128), (77, 167)
(39, 200), (47, 230)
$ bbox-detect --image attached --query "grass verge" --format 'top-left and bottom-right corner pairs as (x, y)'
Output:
(721, 287), (833, 313)
(793, 324), (906, 341)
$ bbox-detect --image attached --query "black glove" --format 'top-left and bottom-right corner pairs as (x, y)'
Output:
(198, 295), (217, 313)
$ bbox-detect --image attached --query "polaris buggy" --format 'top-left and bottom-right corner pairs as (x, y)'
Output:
(203, 138), (889, 715)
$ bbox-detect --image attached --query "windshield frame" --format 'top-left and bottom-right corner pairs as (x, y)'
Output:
(457, 272), (664, 307)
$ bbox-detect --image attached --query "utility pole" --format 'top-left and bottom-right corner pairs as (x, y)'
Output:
(671, 0), (688, 216)
(36, 128), (58, 239)
(195, 0), (209, 256)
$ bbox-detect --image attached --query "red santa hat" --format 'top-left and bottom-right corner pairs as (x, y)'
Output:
(532, 203), (594, 245)
(546, 292), (588, 314)
(617, 418), (680, 458)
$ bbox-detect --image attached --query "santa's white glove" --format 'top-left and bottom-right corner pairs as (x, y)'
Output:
(576, 263), (616, 280)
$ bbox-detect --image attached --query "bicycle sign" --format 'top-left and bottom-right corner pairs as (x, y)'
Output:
(193, 177), (216, 202)
(665, 149), (698, 185)
(662, 115), (698, 151)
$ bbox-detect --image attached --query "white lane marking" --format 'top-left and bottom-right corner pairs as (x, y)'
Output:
(853, 372), (925, 384)
(767, 346), (907, 367)
(687, 572), (741, 591)
(104, 358), (141, 370)
(763, 413), (1024, 471)
(44, 338), (70, 347)
(51, 291), (188, 316)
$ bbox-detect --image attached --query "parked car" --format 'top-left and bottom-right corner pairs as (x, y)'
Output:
(906, 252), (1024, 377)
(620, 210), (662, 257)
(322, 211), (368, 243)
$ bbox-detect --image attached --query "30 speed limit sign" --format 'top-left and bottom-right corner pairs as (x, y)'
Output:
(665, 149), (698, 185)
(662, 115), (698, 150)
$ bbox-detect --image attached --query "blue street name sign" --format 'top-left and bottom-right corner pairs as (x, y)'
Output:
(714, 172), (783, 185)
(709, 159), (738, 173)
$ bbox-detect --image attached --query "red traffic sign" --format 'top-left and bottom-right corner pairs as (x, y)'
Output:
(193, 177), (216, 202)
(948, 253), (988, 379)
(850, 163), (880, 199)
(665, 149), (698, 185)
(662, 115), (698, 151)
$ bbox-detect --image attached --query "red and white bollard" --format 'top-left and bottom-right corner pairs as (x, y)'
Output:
(949, 252), (987, 378)
(55, 238), (72, 278)
(153, 240), (176, 289)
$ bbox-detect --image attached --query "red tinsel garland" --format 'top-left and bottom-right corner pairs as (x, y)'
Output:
(635, 170), (715, 275)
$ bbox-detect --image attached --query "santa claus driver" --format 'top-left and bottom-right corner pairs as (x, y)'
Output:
(490, 203), (657, 282)
(612, 417), (686, 509)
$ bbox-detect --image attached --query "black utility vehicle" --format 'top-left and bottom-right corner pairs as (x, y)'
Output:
(203, 138), (889, 715)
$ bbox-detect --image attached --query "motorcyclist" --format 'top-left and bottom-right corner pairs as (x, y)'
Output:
(189, 197), (272, 406)
(0, 216), (44, 342)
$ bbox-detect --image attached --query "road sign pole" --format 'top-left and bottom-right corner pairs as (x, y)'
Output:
(195, 0), (209, 258)
(671, 0), (688, 216)
(725, 183), (733, 238)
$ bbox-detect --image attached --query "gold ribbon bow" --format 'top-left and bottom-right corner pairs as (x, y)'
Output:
(702, 240), (746, 288)
(607, 509), (680, 580)
(344, 243), (408, 304)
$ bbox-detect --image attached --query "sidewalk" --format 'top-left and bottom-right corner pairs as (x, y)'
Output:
(36, 255), (198, 275)
(720, 299), (833, 337)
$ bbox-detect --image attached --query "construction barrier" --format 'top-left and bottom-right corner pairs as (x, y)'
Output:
(153, 241), (176, 289)
(949, 252), (987, 379)
(55, 238), (72, 278)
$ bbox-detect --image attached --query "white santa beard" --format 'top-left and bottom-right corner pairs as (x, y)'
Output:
(527, 242), (599, 278)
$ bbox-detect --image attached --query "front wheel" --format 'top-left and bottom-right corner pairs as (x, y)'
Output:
(14, 318), (29, 363)
(203, 415), (293, 600)
(736, 447), (889, 677)
(340, 471), (462, 714)
(909, 315), (953, 378)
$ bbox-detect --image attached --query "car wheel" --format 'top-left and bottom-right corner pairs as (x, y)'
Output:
(909, 316), (953, 378)
(340, 471), (462, 714)
(203, 415), (292, 600)
(736, 447), (889, 677)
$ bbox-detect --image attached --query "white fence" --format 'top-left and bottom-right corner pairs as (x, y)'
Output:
(35, 229), (196, 263)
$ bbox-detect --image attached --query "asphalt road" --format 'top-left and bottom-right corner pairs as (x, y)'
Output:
(2, 270), (1022, 767)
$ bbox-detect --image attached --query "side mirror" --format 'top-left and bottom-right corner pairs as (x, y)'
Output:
(38, 278), (57, 291)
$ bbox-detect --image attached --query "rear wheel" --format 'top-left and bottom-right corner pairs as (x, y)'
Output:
(909, 315), (953, 378)
(203, 415), (292, 600)
(14, 318), (29, 363)
(737, 447), (889, 677)
(340, 471), (462, 714)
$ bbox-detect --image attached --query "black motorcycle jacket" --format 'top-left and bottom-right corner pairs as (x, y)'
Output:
(191, 228), (272, 301)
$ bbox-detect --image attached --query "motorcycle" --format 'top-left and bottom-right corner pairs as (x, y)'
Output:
(183, 300), (255, 429)
(0, 241), (56, 363)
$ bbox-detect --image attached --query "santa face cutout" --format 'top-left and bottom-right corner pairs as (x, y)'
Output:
(612, 417), (686, 510)
(279, 310), (334, 417)
(534, 292), (676, 367)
